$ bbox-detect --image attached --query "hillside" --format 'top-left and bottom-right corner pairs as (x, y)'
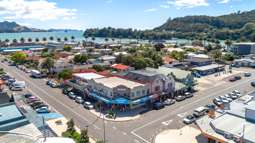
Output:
(84, 10), (255, 41)
(0, 21), (44, 33)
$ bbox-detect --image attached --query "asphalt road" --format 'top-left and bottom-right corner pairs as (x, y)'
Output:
(1, 60), (255, 143)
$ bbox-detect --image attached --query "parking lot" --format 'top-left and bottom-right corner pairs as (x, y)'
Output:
(1, 59), (255, 143)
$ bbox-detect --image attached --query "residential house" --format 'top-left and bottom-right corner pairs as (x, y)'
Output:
(111, 64), (133, 72)
(99, 55), (116, 64)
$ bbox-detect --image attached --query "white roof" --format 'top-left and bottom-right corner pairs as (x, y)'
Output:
(94, 77), (145, 89)
(35, 137), (75, 143)
(73, 73), (105, 80)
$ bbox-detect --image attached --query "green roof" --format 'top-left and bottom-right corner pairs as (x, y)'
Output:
(146, 66), (191, 79)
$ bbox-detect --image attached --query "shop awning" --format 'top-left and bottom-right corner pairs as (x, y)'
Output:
(112, 97), (130, 105)
(89, 92), (112, 104)
(132, 96), (151, 104)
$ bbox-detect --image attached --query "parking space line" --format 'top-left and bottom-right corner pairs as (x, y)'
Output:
(1, 63), (100, 129)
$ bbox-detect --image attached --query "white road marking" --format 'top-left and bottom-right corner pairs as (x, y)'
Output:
(161, 119), (173, 126)
(131, 76), (255, 143)
(1, 63), (100, 129)
(177, 112), (187, 118)
(122, 132), (127, 135)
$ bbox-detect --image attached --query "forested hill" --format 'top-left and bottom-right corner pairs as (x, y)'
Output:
(84, 10), (255, 41)
(0, 21), (44, 33)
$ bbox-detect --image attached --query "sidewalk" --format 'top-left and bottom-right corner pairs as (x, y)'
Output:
(154, 126), (207, 143)
(47, 117), (96, 143)
(89, 108), (146, 122)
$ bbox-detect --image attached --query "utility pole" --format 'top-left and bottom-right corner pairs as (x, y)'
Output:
(100, 102), (106, 143)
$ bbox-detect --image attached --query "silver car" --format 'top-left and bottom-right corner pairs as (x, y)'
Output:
(75, 96), (84, 104)
(83, 101), (94, 110)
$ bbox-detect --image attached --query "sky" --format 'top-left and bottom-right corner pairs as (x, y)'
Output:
(0, 0), (254, 30)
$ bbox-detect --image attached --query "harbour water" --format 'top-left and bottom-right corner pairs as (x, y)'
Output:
(0, 31), (191, 44)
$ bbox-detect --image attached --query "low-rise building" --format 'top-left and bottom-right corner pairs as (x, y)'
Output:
(231, 42), (255, 55)
(98, 55), (116, 64)
(88, 76), (149, 109)
(196, 94), (255, 143)
(146, 66), (196, 91)
(192, 64), (225, 76)
(233, 58), (255, 67)
(125, 70), (175, 97)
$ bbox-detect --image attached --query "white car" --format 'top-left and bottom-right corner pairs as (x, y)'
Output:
(83, 101), (94, 110)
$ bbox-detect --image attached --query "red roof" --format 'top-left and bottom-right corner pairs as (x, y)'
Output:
(111, 64), (129, 70)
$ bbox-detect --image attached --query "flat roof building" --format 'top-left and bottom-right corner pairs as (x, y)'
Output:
(196, 94), (255, 143)
(231, 42), (255, 55)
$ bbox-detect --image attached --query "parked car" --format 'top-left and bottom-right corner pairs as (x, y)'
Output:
(244, 72), (251, 77)
(228, 93), (238, 100)
(193, 107), (207, 117)
(32, 103), (48, 110)
(183, 115), (196, 124)
(153, 102), (165, 110)
(184, 92), (193, 98)
(251, 81), (255, 87)
(36, 107), (50, 113)
(163, 99), (175, 106)
(30, 101), (44, 108)
(83, 101), (94, 110)
(26, 98), (40, 104)
(24, 93), (33, 98)
(175, 95), (186, 102)
(68, 92), (77, 99)
(75, 96), (84, 104)
(63, 87), (73, 95)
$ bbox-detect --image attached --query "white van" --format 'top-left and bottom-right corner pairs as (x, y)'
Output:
(31, 70), (42, 78)
(193, 107), (207, 117)
(10, 81), (26, 91)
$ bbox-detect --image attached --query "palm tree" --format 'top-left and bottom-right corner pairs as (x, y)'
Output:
(104, 38), (109, 43)
(12, 39), (17, 44)
(225, 40), (232, 51)
(28, 38), (32, 43)
(64, 37), (68, 42)
(35, 38), (40, 43)
(85, 36), (89, 42)
(49, 36), (54, 41)
(92, 37), (95, 42)
(5, 39), (9, 43)
(57, 38), (61, 42)
(20, 37), (25, 43)
(42, 37), (47, 43)
(71, 36), (75, 42)
(112, 38), (115, 43)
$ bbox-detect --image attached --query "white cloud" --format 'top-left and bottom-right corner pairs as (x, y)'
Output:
(106, 0), (113, 4)
(218, 0), (230, 4)
(0, 0), (76, 21)
(144, 8), (158, 12)
(160, 4), (170, 8)
(167, 0), (209, 8)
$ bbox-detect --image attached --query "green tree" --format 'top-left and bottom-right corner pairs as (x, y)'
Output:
(79, 129), (89, 143)
(170, 51), (185, 61)
(223, 53), (235, 61)
(20, 37), (25, 43)
(41, 57), (54, 73)
(35, 38), (40, 43)
(211, 50), (222, 62)
(49, 36), (54, 41)
(58, 69), (73, 80)
(225, 40), (232, 50)
(67, 119), (75, 133)
(73, 54), (88, 64)
(92, 65), (105, 72)
(11, 52), (27, 64)
(63, 45), (72, 52)
(28, 38), (32, 43)
(64, 37), (68, 42)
